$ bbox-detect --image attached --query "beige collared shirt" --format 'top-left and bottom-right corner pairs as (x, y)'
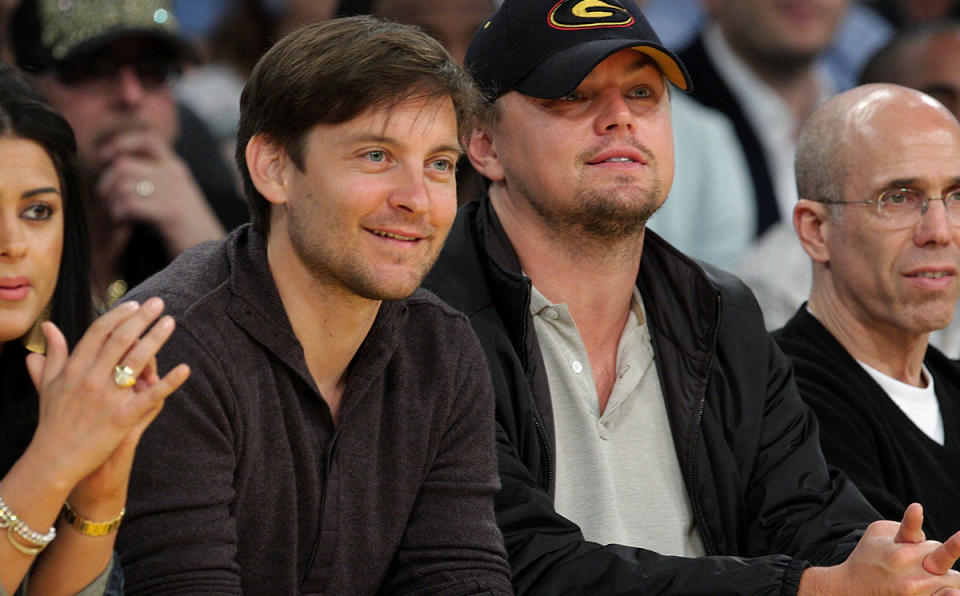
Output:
(531, 285), (704, 556)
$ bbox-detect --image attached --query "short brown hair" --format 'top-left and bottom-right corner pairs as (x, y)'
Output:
(236, 15), (482, 234)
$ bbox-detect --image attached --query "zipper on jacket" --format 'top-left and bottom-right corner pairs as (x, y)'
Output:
(685, 293), (721, 556)
(533, 415), (553, 494)
(520, 278), (554, 493)
(519, 279), (533, 371)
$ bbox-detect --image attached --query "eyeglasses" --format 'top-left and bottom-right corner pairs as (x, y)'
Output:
(55, 51), (180, 91)
(809, 187), (960, 228)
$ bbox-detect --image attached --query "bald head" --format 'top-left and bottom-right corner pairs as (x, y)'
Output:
(797, 83), (960, 341)
(796, 84), (960, 208)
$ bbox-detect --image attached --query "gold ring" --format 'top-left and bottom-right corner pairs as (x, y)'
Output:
(135, 180), (155, 197)
(113, 365), (136, 388)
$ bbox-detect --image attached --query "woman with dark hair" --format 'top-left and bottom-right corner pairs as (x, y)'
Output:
(0, 63), (190, 595)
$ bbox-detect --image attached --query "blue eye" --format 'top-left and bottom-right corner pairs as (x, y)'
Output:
(630, 86), (652, 98)
(366, 150), (386, 162)
(22, 203), (53, 221)
(431, 158), (453, 172)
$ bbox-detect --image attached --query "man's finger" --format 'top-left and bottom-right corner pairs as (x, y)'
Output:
(925, 532), (960, 575)
(895, 502), (926, 544)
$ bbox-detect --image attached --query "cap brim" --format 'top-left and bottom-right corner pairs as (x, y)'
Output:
(59, 28), (197, 65)
(514, 38), (691, 99)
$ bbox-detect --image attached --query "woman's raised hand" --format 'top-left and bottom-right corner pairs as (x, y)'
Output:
(23, 298), (189, 505)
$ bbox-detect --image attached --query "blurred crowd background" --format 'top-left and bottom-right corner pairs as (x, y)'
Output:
(5, 0), (960, 349)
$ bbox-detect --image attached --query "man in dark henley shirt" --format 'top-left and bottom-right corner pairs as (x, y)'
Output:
(115, 17), (512, 595)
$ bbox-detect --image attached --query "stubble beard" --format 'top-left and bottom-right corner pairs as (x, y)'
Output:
(517, 169), (665, 254)
(286, 197), (440, 302)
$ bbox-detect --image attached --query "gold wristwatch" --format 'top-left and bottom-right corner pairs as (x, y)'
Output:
(60, 502), (126, 537)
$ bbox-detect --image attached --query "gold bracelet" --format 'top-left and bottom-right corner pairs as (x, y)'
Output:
(5, 528), (44, 556)
(0, 495), (55, 556)
(60, 502), (126, 537)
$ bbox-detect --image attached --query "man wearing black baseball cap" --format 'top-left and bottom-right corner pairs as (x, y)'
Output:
(425, 0), (960, 593)
(9, 0), (246, 307)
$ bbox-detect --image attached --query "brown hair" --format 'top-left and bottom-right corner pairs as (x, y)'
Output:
(236, 15), (482, 234)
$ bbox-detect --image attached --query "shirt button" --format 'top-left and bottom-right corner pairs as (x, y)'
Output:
(547, 309), (559, 320)
(597, 422), (609, 440)
(571, 360), (583, 374)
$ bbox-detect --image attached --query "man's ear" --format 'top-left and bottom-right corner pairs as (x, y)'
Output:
(245, 134), (290, 205)
(794, 199), (831, 264)
(466, 125), (505, 183)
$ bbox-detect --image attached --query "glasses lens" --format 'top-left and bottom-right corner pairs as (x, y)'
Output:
(56, 56), (111, 86)
(878, 188), (923, 225)
(56, 51), (177, 89)
(135, 56), (178, 88)
(944, 189), (960, 221)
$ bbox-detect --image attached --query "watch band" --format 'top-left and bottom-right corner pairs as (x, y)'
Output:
(60, 502), (126, 537)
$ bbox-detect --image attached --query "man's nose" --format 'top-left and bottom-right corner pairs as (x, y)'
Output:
(114, 65), (148, 106)
(594, 88), (635, 135)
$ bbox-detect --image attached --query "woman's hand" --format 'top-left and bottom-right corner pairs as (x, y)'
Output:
(23, 297), (189, 505)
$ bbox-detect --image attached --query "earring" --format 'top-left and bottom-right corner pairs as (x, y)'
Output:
(22, 303), (52, 354)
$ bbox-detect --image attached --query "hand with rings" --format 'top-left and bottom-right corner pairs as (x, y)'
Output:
(22, 297), (190, 510)
(96, 129), (226, 254)
(113, 365), (137, 388)
(134, 179), (155, 198)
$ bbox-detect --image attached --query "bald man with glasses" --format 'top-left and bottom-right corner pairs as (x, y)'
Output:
(775, 83), (960, 552)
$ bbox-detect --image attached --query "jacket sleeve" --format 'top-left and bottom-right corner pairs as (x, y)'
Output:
(381, 328), (513, 595)
(726, 332), (875, 567)
(116, 326), (243, 595)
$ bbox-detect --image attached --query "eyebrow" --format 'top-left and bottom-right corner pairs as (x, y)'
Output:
(21, 187), (61, 199)
(344, 133), (463, 156)
(878, 177), (960, 190)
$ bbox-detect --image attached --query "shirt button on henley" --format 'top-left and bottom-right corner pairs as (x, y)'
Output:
(597, 421), (609, 440)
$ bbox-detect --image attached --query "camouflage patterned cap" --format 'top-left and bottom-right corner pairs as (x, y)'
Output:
(10, 0), (192, 71)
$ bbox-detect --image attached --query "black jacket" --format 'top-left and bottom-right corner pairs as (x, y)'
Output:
(424, 198), (878, 595)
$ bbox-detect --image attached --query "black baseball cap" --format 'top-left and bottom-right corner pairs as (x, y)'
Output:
(10, 0), (192, 73)
(465, 0), (691, 100)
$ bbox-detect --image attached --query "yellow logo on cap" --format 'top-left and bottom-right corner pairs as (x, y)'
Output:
(548, 0), (634, 30)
